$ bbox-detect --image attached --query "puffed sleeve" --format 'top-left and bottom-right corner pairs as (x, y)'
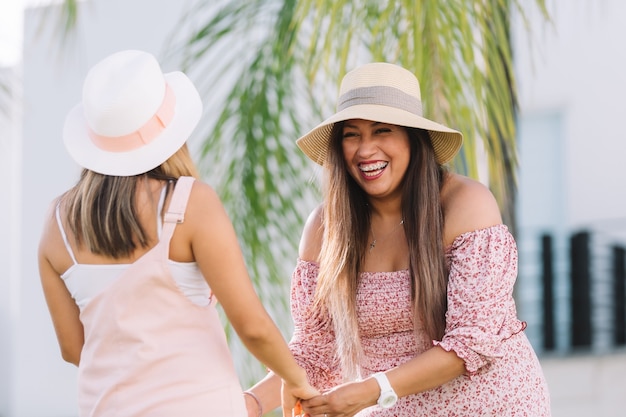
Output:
(288, 259), (343, 390)
(433, 225), (526, 376)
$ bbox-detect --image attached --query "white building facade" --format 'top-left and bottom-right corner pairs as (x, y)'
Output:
(513, 1), (626, 415)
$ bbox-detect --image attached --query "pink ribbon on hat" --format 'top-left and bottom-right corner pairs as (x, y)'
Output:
(88, 85), (176, 152)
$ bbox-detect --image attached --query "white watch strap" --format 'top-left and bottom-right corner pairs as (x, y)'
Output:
(372, 372), (394, 394)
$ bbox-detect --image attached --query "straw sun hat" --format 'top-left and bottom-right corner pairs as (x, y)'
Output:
(63, 49), (202, 176)
(296, 62), (463, 165)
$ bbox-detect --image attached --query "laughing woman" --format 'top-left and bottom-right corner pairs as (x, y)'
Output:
(245, 62), (551, 417)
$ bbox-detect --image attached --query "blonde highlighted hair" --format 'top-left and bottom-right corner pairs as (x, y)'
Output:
(61, 144), (199, 258)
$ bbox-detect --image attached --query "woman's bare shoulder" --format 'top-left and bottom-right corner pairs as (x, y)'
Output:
(183, 179), (223, 216)
(298, 204), (324, 262)
(38, 195), (74, 274)
(170, 180), (225, 242)
(39, 196), (66, 247)
(441, 173), (503, 246)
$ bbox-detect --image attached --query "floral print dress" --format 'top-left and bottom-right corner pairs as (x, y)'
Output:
(289, 225), (551, 416)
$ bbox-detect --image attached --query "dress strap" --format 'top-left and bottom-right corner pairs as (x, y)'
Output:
(55, 203), (78, 265)
(155, 184), (168, 238)
(161, 176), (195, 241)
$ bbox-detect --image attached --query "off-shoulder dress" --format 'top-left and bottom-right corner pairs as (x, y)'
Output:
(289, 225), (551, 416)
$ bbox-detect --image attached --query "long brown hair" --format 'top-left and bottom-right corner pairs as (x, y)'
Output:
(62, 144), (199, 258)
(314, 123), (447, 379)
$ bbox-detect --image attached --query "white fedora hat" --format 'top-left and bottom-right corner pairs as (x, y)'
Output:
(296, 62), (463, 165)
(63, 49), (202, 176)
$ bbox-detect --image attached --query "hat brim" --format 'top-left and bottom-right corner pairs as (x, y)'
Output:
(296, 104), (463, 165)
(63, 71), (202, 176)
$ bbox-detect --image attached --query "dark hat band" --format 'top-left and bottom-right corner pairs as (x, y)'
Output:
(337, 86), (423, 116)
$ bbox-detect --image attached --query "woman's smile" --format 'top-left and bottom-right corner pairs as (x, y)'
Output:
(358, 161), (388, 179)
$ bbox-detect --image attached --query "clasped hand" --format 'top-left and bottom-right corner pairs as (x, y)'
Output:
(292, 380), (373, 417)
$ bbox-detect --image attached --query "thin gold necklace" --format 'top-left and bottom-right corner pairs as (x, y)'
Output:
(369, 219), (404, 253)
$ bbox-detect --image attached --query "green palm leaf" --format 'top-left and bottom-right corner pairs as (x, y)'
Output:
(0, 73), (11, 118)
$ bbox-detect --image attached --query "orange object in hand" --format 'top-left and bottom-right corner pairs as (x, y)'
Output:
(293, 400), (303, 416)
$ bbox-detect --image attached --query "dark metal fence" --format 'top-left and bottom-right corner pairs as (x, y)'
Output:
(613, 246), (626, 346)
(520, 229), (626, 354)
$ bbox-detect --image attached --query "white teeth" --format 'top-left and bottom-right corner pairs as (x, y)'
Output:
(359, 161), (388, 172)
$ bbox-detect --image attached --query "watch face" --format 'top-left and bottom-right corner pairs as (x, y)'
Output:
(379, 392), (398, 408)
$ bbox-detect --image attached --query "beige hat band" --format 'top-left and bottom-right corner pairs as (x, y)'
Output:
(337, 86), (423, 116)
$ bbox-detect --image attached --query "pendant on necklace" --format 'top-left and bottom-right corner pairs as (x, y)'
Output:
(368, 219), (403, 253)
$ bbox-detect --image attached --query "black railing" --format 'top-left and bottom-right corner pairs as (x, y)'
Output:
(540, 234), (555, 351)
(613, 246), (626, 346)
(570, 231), (593, 348)
(532, 229), (626, 353)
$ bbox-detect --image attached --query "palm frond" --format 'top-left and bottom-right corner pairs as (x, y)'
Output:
(33, 0), (80, 44)
(0, 68), (19, 152)
(0, 72), (12, 119)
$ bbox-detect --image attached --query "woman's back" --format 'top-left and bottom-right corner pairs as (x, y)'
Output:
(54, 179), (209, 309)
(62, 177), (246, 416)
(50, 178), (193, 269)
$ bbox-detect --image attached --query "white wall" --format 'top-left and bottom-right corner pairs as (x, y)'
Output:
(515, 0), (626, 239)
(0, 65), (21, 417)
(513, 0), (626, 414)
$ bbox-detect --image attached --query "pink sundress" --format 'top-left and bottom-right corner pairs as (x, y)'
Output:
(289, 224), (551, 416)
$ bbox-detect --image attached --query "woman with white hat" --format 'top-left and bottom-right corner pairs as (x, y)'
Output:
(244, 62), (550, 416)
(38, 49), (318, 417)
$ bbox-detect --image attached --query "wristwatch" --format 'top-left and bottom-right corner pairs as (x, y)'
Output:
(371, 372), (398, 408)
